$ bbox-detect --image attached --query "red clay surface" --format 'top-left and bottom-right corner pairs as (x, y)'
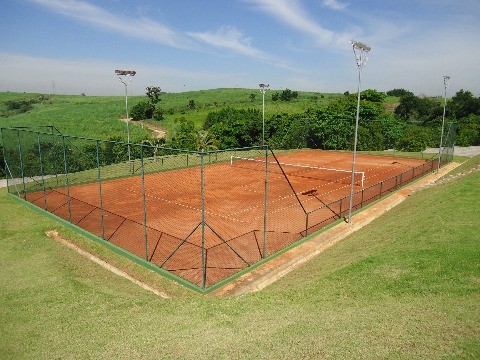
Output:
(24, 149), (434, 288)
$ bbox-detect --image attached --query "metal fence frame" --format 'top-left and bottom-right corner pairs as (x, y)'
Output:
(1, 126), (449, 291)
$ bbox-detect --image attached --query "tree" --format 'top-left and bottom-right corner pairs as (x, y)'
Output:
(448, 90), (480, 119)
(188, 99), (196, 110)
(130, 100), (154, 120)
(271, 88), (298, 102)
(195, 130), (219, 151)
(146, 86), (162, 105)
(386, 88), (410, 97)
(456, 114), (480, 146)
(169, 118), (196, 150)
(361, 89), (386, 102)
(204, 107), (261, 148)
(394, 92), (440, 121)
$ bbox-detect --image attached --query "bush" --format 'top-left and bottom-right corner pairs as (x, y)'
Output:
(387, 88), (410, 97)
(153, 106), (164, 121)
(130, 100), (154, 120)
(361, 89), (386, 103)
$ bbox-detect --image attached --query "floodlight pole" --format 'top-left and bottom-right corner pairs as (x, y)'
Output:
(115, 69), (136, 162)
(259, 83), (269, 145)
(347, 40), (371, 225)
(437, 75), (450, 173)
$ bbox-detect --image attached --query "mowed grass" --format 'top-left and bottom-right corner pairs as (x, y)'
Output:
(1, 154), (479, 359)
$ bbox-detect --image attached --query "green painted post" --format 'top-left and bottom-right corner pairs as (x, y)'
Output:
(96, 140), (105, 240)
(0, 129), (5, 183)
(36, 132), (47, 210)
(16, 129), (27, 200)
(61, 135), (72, 223)
(263, 146), (269, 258)
(339, 197), (343, 219)
(200, 152), (206, 288)
(305, 213), (309, 237)
(140, 145), (149, 261)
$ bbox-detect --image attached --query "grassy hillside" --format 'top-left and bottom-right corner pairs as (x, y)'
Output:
(1, 156), (478, 359)
(0, 92), (151, 141)
(0, 89), (341, 141)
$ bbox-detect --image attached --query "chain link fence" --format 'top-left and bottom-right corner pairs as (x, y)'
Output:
(2, 127), (447, 290)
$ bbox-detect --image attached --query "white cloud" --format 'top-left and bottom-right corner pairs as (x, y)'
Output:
(243, 0), (334, 44)
(30, 0), (190, 49)
(187, 26), (264, 58)
(322, 0), (348, 11)
(187, 26), (294, 70)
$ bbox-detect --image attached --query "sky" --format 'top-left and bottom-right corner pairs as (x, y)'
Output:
(1, 0), (479, 97)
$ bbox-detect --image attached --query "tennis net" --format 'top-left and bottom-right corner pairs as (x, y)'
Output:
(230, 156), (364, 187)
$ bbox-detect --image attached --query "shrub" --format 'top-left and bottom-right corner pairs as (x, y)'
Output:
(153, 106), (164, 121)
(130, 100), (154, 120)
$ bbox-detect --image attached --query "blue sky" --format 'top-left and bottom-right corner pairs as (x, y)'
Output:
(1, 0), (479, 96)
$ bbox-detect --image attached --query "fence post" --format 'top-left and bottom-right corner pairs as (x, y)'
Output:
(140, 145), (149, 261)
(96, 140), (106, 240)
(339, 198), (343, 220)
(16, 129), (27, 199)
(0, 129), (8, 191)
(36, 132), (47, 210)
(61, 135), (72, 223)
(200, 152), (206, 288)
(263, 146), (269, 258)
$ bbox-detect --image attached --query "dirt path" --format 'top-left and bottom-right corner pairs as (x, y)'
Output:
(119, 118), (166, 139)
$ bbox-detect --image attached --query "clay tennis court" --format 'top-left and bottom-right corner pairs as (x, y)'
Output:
(24, 149), (434, 287)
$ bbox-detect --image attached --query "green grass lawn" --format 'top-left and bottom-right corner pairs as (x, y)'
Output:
(1, 155), (479, 358)
(0, 90), (342, 141)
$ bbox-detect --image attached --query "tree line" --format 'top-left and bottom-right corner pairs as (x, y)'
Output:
(2, 88), (479, 179)
(164, 88), (479, 152)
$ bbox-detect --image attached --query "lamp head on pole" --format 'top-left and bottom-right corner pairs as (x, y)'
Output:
(350, 40), (371, 69)
(442, 75), (450, 89)
(259, 83), (269, 93)
(115, 69), (136, 85)
(349, 40), (371, 52)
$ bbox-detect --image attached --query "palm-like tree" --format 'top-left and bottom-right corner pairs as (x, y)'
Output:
(195, 130), (219, 152)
